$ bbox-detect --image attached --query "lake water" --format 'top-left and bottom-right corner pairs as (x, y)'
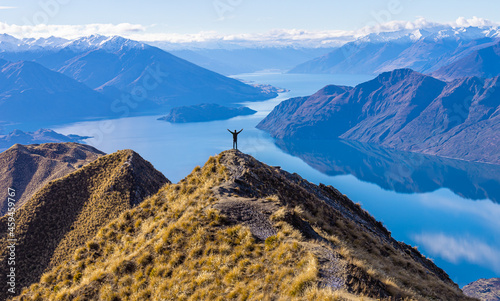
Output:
(53, 72), (500, 287)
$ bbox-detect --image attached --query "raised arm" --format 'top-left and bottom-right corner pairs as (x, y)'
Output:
(227, 129), (232, 133)
(237, 129), (243, 134)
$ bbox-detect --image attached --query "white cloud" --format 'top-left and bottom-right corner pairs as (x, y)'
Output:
(413, 233), (500, 273)
(0, 16), (499, 48)
(454, 16), (499, 27)
(0, 22), (146, 40)
(416, 191), (500, 229)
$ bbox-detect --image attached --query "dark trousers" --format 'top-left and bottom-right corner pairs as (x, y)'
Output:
(233, 140), (237, 149)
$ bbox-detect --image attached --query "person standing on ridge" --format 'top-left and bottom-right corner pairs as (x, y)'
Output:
(228, 129), (243, 150)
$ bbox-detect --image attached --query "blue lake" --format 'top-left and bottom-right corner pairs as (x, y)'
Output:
(53, 72), (500, 287)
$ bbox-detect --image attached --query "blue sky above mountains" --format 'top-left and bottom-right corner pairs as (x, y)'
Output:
(0, 0), (498, 46)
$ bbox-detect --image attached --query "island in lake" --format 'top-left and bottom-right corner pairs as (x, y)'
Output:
(158, 103), (257, 123)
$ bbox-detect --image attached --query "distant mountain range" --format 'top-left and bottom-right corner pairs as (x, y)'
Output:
(0, 34), (277, 129)
(258, 69), (500, 165)
(289, 26), (500, 78)
(168, 47), (331, 75)
(463, 278), (500, 301)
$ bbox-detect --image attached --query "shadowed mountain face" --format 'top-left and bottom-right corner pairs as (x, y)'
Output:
(433, 42), (500, 81)
(0, 60), (117, 126)
(0, 143), (105, 216)
(11, 150), (473, 301)
(54, 44), (276, 106)
(463, 278), (500, 301)
(0, 148), (169, 300)
(275, 139), (500, 203)
(258, 69), (500, 165)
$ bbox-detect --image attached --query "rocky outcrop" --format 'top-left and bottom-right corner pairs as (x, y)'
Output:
(463, 278), (500, 301)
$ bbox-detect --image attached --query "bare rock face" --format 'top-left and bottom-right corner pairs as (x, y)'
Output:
(258, 69), (500, 165)
(463, 278), (500, 301)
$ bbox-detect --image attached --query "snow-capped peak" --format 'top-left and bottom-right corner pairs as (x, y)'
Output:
(62, 35), (147, 52)
(355, 25), (500, 45)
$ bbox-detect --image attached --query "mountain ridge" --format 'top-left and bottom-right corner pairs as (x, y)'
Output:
(0, 147), (169, 300)
(288, 27), (500, 75)
(0, 143), (104, 216)
(9, 148), (474, 300)
(0, 35), (277, 110)
(258, 69), (500, 165)
(0, 59), (116, 125)
(432, 41), (500, 80)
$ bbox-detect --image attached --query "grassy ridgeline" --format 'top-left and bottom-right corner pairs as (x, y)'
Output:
(11, 150), (473, 300)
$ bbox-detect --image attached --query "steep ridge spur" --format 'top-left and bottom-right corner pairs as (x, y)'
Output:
(0, 143), (104, 216)
(258, 69), (500, 165)
(0, 148), (168, 300)
(12, 150), (473, 300)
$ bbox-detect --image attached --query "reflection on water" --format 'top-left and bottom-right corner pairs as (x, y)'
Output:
(276, 139), (500, 203)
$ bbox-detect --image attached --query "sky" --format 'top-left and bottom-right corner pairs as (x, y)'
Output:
(0, 0), (499, 43)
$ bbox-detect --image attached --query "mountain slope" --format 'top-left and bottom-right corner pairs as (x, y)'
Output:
(0, 35), (277, 109)
(0, 148), (169, 299)
(12, 150), (472, 300)
(433, 42), (500, 80)
(58, 39), (276, 106)
(0, 143), (104, 216)
(258, 69), (500, 164)
(0, 60), (116, 125)
(289, 38), (412, 74)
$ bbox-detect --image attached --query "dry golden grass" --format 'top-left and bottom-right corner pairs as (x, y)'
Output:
(0, 143), (104, 216)
(11, 155), (352, 301)
(9, 150), (475, 301)
(0, 149), (167, 300)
